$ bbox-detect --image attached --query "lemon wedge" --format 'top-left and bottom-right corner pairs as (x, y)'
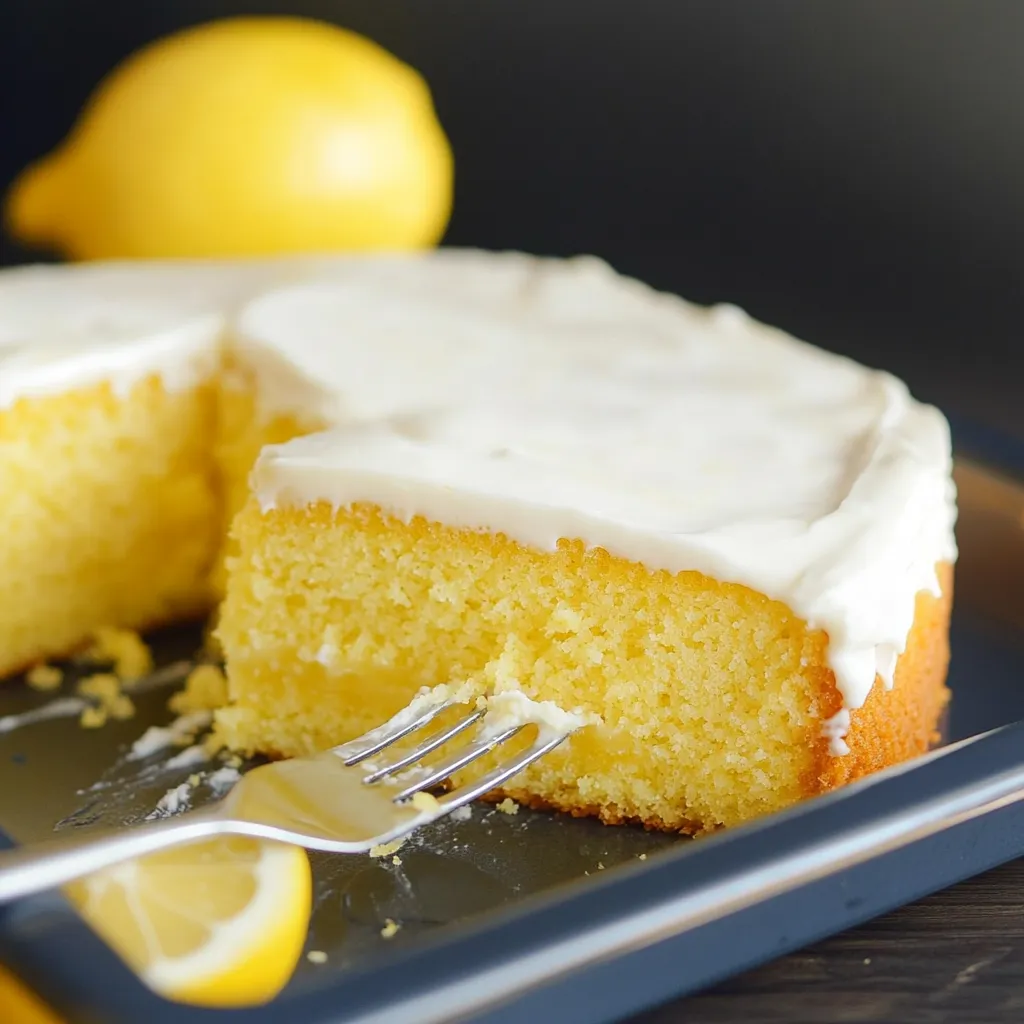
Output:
(65, 837), (311, 1008)
(5, 17), (452, 259)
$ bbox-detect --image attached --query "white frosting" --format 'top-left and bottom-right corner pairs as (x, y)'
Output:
(163, 744), (209, 771)
(207, 766), (242, 796)
(479, 690), (595, 738)
(128, 710), (213, 760)
(821, 708), (852, 757)
(0, 252), (957, 718)
(148, 782), (193, 818)
(0, 257), (358, 408)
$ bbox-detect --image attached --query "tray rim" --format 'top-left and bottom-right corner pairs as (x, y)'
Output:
(3, 418), (1024, 1024)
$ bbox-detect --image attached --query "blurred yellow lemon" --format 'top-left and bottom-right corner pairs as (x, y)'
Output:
(65, 837), (311, 1008)
(5, 17), (452, 259)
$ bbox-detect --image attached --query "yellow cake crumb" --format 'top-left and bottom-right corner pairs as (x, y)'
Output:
(201, 621), (224, 661)
(80, 705), (108, 729)
(380, 919), (400, 939)
(306, 950), (328, 964)
(108, 694), (135, 721)
(76, 673), (135, 724)
(87, 627), (153, 681)
(169, 664), (229, 715)
(638, 853), (647, 861)
(496, 797), (519, 816)
(369, 838), (406, 859)
(411, 791), (441, 813)
(392, 855), (402, 867)
(26, 664), (63, 691)
(77, 672), (121, 703)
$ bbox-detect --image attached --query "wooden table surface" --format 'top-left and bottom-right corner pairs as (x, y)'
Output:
(638, 857), (1024, 1023)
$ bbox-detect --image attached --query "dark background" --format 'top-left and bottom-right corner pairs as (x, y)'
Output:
(2, 1), (1023, 431)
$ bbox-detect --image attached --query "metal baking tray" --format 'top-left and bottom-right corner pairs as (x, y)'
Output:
(2, 418), (1024, 1024)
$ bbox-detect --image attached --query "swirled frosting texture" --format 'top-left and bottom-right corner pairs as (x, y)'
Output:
(0, 252), (956, 709)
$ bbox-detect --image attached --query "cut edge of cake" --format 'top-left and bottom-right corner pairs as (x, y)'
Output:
(214, 500), (952, 833)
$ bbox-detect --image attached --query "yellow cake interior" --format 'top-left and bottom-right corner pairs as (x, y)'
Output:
(0, 357), (319, 673)
(0, 376), (220, 673)
(214, 500), (950, 831)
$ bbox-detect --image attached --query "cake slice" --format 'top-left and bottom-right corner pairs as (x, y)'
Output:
(0, 257), (342, 672)
(0, 263), (231, 672)
(215, 254), (956, 832)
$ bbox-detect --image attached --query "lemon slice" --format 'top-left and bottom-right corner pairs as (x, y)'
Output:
(65, 837), (311, 1008)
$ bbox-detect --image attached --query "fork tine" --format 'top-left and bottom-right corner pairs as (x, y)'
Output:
(393, 723), (524, 802)
(335, 697), (454, 765)
(439, 727), (571, 810)
(362, 708), (486, 784)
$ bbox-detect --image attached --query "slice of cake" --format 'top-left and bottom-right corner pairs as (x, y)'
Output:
(0, 257), (338, 672)
(0, 262), (232, 672)
(214, 254), (956, 832)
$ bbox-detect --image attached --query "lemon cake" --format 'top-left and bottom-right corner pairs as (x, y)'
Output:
(0, 252), (956, 832)
(213, 255), (956, 832)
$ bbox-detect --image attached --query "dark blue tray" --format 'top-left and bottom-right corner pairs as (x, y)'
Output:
(2, 420), (1023, 1024)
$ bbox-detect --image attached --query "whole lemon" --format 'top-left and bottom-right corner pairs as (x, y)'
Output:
(5, 17), (453, 259)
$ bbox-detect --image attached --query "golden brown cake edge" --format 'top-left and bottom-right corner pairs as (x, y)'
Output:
(810, 561), (953, 795)
(500, 563), (954, 834)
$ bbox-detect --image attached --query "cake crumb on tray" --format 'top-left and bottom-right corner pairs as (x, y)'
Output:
(86, 627), (153, 681)
(26, 664), (63, 692)
(169, 664), (229, 715)
(369, 837), (406, 859)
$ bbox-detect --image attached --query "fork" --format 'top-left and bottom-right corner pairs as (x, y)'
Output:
(0, 692), (575, 903)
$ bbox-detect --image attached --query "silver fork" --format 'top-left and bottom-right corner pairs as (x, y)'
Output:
(0, 692), (575, 903)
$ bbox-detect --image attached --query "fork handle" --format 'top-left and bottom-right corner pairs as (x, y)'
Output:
(0, 807), (225, 904)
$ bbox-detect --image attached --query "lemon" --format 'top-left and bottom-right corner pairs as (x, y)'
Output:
(65, 837), (312, 1008)
(5, 17), (452, 259)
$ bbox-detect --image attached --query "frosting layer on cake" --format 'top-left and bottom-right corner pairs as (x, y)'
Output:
(0, 257), (354, 407)
(0, 252), (957, 710)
